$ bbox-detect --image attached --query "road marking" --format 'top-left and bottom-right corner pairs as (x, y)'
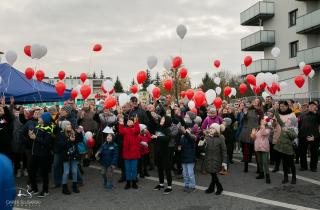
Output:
(233, 159), (320, 186)
(89, 165), (317, 210)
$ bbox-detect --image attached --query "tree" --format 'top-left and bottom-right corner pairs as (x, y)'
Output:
(142, 69), (152, 90)
(200, 72), (215, 92)
(154, 72), (161, 86)
(114, 76), (124, 93)
(131, 78), (136, 86)
(100, 70), (104, 79)
(92, 71), (97, 79)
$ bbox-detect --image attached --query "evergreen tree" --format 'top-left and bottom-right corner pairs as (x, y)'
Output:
(92, 71), (97, 79)
(200, 72), (215, 92)
(142, 69), (151, 90)
(100, 70), (104, 79)
(155, 72), (161, 86)
(114, 76), (124, 93)
(131, 78), (136, 86)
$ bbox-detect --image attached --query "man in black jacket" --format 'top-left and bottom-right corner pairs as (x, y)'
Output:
(298, 101), (320, 172)
(126, 96), (149, 126)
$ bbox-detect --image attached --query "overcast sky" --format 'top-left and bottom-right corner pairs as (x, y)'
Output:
(0, 0), (263, 89)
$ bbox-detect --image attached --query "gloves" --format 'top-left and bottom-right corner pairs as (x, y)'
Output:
(140, 141), (148, 147)
(222, 163), (228, 171)
(198, 140), (205, 146)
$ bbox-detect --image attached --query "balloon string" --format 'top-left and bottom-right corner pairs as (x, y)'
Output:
(180, 39), (183, 57)
(3, 66), (13, 96)
(89, 51), (93, 75)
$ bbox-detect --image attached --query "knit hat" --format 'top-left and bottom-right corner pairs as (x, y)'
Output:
(40, 112), (52, 125)
(60, 120), (70, 130)
(61, 105), (73, 115)
(102, 126), (114, 134)
(210, 123), (225, 133)
(139, 124), (147, 132)
(48, 106), (57, 114)
(194, 116), (203, 125)
(186, 111), (196, 121)
(208, 107), (217, 113)
(223, 118), (232, 126)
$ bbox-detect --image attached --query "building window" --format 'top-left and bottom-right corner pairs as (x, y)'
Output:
(289, 9), (297, 27)
(289, 41), (298, 58)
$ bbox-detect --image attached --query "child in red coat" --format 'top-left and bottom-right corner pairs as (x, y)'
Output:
(118, 115), (140, 190)
(138, 124), (151, 178)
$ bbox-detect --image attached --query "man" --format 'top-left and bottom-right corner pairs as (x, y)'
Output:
(0, 96), (13, 160)
(298, 101), (320, 172)
(263, 96), (273, 113)
(126, 96), (149, 126)
(77, 102), (97, 133)
(59, 105), (77, 129)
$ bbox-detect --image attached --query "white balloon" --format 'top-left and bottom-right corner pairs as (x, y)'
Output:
(264, 72), (273, 87)
(31, 44), (42, 59)
(309, 70), (315, 78)
(215, 87), (221, 95)
(279, 82), (288, 91)
(39, 45), (47, 59)
(147, 84), (155, 94)
(231, 88), (237, 96)
(119, 93), (130, 107)
(85, 131), (93, 139)
(256, 73), (265, 86)
(273, 74), (279, 84)
(76, 85), (82, 93)
(271, 47), (280, 58)
(163, 58), (172, 71)
(5, 50), (17, 66)
(299, 62), (305, 70)
(205, 89), (216, 104)
(176, 24), (187, 39)
(103, 80), (114, 92)
(188, 100), (195, 110)
(262, 91), (270, 100)
(214, 77), (221, 85)
(147, 56), (158, 70)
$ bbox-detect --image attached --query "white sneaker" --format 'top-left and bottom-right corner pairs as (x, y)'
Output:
(16, 169), (22, 178)
(23, 169), (28, 177)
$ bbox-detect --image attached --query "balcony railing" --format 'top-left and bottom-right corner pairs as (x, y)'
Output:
(297, 46), (320, 65)
(296, 8), (320, 34)
(241, 30), (275, 51)
(240, 1), (274, 26)
(241, 59), (276, 76)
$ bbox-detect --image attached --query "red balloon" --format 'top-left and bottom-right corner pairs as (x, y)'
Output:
(25, 67), (34, 80)
(294, 75), (305, 88)
(80, 85), (91, 99)
(303, 65), (312, 76)
(213, 60), (220, 68)
(109, 89), (114, 94)
(246, 74), (256, 86)
(214, 97), (222, 109)
(179, 67), (188, 78)
(101, 84), (107, 94)
(93, 44), (102, 52)
(239, 83), (247, 95)
(137, 71), (147, 84)
(152, 87), (161, 99)
(224, 86), (232, 97)
(87, 137), (95, 148)
(194, 91), (206, 107)
(55, 81), (66, 96)
(164, 79), (173, 91)
(80, 73), (87, 83)
(191, 108), (198, 115)
(58, 70), (65, 80)
(180, 91), (186, 98)
(253, 86), (261, 94)
(71, 89), (78, 99)
(35, 70), (45, 81)
(244, 56), (253, 67)
(104, 96), (117, 109)
(260, 82), (267, 90)
(130, 85), (138, 94)
(24, 45), (31, 57)
(186, 89), (194, 100)
(172, 56), (182, 69)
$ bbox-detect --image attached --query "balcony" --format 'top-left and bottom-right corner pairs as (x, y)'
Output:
(297, 46), (320, 65)
(296, 9), (320, 34)
(241, 59), (276, 76)
(241, 30), (275, 51)
(240, 1), (274, 26)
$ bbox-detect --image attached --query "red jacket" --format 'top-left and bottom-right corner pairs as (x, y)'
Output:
(139, 131), (152, 155)
(119, 122), (141, 160)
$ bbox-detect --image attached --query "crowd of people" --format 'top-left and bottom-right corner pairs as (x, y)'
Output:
(0, 94), (319, 205)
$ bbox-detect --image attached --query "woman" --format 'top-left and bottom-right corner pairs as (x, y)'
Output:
(238, 99), (263, 173)
(57, 121), (83, 195)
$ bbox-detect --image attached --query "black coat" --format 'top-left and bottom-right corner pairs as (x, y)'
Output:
(31, 125), (53, 157)
(180, 132), (196, 164)
(0, 106), (13, 157)
(154, 126), (171, 169)
(56, 131), (83, 162)
(20, 118), (39, 150)
(298, 111), (320, 139)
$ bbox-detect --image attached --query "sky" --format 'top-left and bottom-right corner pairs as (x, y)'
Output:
(0, 0), (263, 89)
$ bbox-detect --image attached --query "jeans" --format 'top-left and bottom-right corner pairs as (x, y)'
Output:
(62, 160), (78, 184)
(53, 153), (63, 186)
(124, 159), (138, 181)
(101, 166), (114, 186)
(182, 163), (195, 188)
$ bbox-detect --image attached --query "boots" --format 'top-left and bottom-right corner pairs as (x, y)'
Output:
(72, 182), (80, 193)
(265, 174), (271, 184)
(215, 180), (223, 195)
(244, 162), (248, 173)
(62, 184), (71, 195)
(256, 172), (264, 179)
(282, 173), (289, 184)
(205, 182), (215, 194)
(132, 181), (138, 189)
(291, 169), (296, 184)
(124, 181), (131, 190)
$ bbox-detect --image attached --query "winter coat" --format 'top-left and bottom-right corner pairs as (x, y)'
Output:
(56, 131), (83, 161)
(94, 112), (118, 145)
(77, 109), (97, 132)
(98, 142), (118, 167)
(272, 123), (281, 145)
(274, 128), (297, 155)
(31, 124), (54, 157)
(0, 154), (16, 210)
(204, 134), (227, 173)
(20, 118), (38, 150)
(235, 111), (245, 140)
(298, 111), (320, 139)
(254, 127), (271, 152)
(119, 122), (141, 160)
(0, 106), (13, 157)
(11, 115), (23, 153)
(180, 132), (196, 164)
(154, 120), (172, 170)
(126, 106), (149, 126)
(239, 108), (262, 144)
(201, 115), (223, 130)
(139, 132), (152, 155)
(223, 126), (235, 145)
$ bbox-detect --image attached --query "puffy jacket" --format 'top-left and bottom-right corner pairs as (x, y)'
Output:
(56, 131), (83, 161)
(98, 142), (118, 167)
(274, 128), (297, 155)
(180, 132), (196, 163)
(139, 132), (151, 155)
(31, 124), (54, 157)
(201, 115), (223, 130)
(119, 122), (141, 160)
(254, 127), (271, 152)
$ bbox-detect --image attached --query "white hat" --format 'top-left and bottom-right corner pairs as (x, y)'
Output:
(139, 124), (147, 132)
(209, 123), (225, 133)
(102, 126), (114, 134)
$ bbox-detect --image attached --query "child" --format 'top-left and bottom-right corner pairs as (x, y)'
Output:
(95, 126), (118, 190)
(200, 123), (227, 195)
(138, 124), (151, 178)
(222, 118), (235, 165)
(252, 118), (271, 184)
(118, 115), (140, 189)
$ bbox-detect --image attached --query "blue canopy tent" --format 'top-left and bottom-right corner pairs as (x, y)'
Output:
(0, 63), (71, 104)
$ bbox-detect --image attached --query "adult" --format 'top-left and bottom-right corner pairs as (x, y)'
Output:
(126, 96), (149, 126)
(201, 107), (223, 130)
(0, 96), (14, 160)
(77, 102), (97, 133)
(298, 101), (320, 172)
(263, 96), (273, 113)
(94, 107), (117, 148)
